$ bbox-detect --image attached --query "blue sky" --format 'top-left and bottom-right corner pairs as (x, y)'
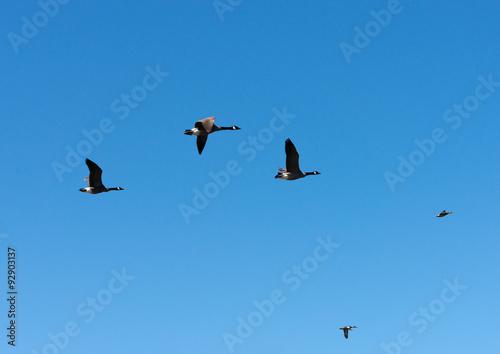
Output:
(1, 1), (500, 353)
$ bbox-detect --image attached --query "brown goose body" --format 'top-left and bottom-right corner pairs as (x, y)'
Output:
(184, 116), (240, 154)
(435, 210), (454, 217)
(339, 326), (357, 339)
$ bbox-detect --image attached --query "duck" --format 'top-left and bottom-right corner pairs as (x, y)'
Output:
(435, 210), (454, 217)
(339, 326), (357, 339)
(275, 139), (320, 180)
(79, 159), (124, 194)
(184, 116), (240, 154)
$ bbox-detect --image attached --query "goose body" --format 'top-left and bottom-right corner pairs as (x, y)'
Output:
(339, 326), (357, 339)
(275, 139), (320, 180)
(435, 210), (454, 217)
(79, 159), (124, 194)
(184, 116), (240, 154)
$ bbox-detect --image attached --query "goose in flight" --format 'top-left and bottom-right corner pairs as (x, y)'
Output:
(79, 159), (124, 194)
(435, 210), (454, 217)
(184, 116), (240, 154)
(275, 139), (320, 180)
(339, 326), (357, 339)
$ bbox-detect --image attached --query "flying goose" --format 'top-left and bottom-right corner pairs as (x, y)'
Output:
(435, 210), (454, 217)
(275, 139), (320, 180)
(339, 326), (357, 339)
(184, 116), (241, 154)
(79, 159), (124, 194)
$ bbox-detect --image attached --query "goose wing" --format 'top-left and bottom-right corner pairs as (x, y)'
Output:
(196, 136), (208, 154)
(196, 116), (216, 133)
(285, 139), (301, 172)
(344, 328), (348, 339)
(85, 159), (104, 187)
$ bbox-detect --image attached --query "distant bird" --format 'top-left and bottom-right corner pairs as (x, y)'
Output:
(339, 326), (357, 339)
(184, 116), (241, 154)
(275, 139), (320, 180)
(435, 210), (454, 217)
(79, 159), (124, 194)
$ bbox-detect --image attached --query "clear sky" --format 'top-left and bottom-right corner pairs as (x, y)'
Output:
(1, 1), (500, 353)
